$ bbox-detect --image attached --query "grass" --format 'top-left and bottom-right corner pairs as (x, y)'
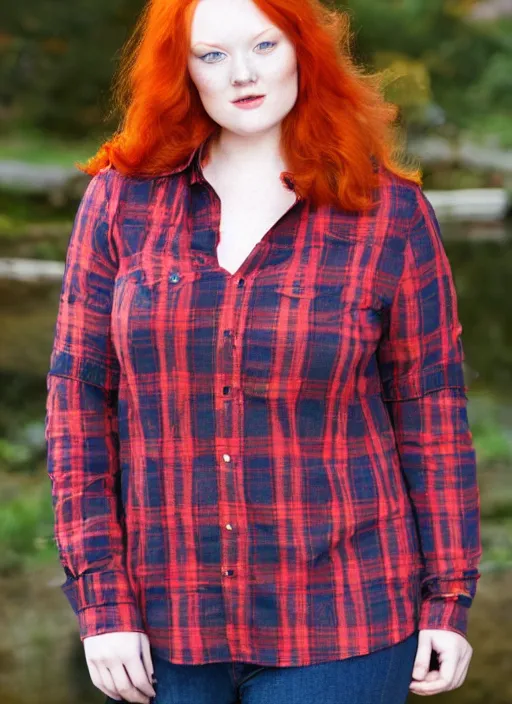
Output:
(0, 128), (100, 168)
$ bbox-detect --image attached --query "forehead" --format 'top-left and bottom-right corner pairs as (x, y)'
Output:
(190, 0), (275, 41)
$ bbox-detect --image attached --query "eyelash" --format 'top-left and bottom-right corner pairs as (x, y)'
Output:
(199, 41), (276, 63)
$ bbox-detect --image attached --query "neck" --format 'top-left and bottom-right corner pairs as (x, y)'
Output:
(206, 126), (287, 175)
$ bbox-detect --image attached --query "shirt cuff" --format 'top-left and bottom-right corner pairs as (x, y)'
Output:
(418, 596), (470, 638)
(76, 603), (146, 641)
(61, 570), (145, 639)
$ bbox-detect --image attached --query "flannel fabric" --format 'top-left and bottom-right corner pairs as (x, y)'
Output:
(45, 136), (482, 666)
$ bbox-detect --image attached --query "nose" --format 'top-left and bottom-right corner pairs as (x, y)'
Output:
(230, 56), (257, 86)
(232, 74), (256, 86)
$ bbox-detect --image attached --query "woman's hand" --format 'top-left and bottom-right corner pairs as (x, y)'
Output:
(409, 628), (473, 696)
(83, 631), (157, 703)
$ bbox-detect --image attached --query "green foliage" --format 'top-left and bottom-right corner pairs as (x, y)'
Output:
(467, 52), (512, 112)
(0, 1), (142, 138)
(0, 438), (33, 468)
(340, 0), (512, 141)
(0, 473), (56, 574)
(471, 419), (512, 465)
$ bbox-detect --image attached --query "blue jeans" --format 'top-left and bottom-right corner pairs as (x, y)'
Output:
(106, 630), (418, 704)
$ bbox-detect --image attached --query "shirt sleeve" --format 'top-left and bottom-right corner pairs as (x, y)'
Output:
(376, 184), (482, 639)
(45, 167), (145, 640)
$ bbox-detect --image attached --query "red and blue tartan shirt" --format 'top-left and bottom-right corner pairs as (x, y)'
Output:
(45, 137), (482, 666)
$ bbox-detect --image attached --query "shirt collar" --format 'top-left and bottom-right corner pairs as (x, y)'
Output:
(157, 133), (297, 193)
(152, 135), (209, 182)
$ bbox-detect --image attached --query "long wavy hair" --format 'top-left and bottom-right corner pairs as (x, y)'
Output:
(77, 0), (422, 212)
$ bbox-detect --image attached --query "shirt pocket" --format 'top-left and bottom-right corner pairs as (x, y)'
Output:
(278, 279), (360, 319)
(118, 250), (197, 286)
(242, 275), (365, 388)
(114, 251), (199, 310)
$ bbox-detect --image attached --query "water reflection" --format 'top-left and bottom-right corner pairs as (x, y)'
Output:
(442, 219), (512, 395)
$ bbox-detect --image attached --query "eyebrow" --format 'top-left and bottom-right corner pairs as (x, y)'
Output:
(192, 27), (274, 49)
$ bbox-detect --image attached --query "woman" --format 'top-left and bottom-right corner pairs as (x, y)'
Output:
(45, 0), (482, 702)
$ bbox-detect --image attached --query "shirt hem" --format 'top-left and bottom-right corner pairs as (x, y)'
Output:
(148, 622), (420, 667)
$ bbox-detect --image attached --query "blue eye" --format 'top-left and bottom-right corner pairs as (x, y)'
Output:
(199, 40), (276, 63)
(257, 41), (276, 51)
(200, 51), (224, 62)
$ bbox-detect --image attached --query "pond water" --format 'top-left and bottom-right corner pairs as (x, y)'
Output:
(0, 219), (511, 703)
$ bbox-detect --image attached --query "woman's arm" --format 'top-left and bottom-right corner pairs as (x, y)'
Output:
(45, 168), (145, 641)
(376, 184), (482, 638)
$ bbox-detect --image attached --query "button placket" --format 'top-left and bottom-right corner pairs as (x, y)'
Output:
(218, 301), (236, 582)
(217, 274), (250, 583)
(220, 450), (235, 575)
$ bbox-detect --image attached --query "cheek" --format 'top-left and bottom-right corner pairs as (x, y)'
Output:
(188, 63), (223, 100)
(267, 58), (298, 113)
(283, 51), (298, 81)
(266, 51), (298, 91)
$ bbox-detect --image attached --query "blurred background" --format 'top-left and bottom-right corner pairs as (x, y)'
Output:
(0, 1), (511, 702)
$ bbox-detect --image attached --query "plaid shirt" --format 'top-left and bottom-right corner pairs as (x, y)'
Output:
(45, 137), (482, 666)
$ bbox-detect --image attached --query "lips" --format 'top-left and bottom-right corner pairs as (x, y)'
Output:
(233, 95), (265, 103)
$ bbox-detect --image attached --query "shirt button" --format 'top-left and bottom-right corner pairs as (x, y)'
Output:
(169, 272), (180, 283)
(222, 569), (234, 577)
(222, 453), (231, 463)
(225, 523), (233, 530)
(237, 278), (245, 287)
(223, 329), (232, 338)
(223, 386), (230, 395)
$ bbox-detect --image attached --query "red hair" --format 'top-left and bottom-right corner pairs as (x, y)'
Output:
(77, 0), (422, 212)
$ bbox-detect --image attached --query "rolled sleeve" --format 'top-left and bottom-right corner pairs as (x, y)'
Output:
(45, 168), (144, 639)
(377, 185), (482, 638)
